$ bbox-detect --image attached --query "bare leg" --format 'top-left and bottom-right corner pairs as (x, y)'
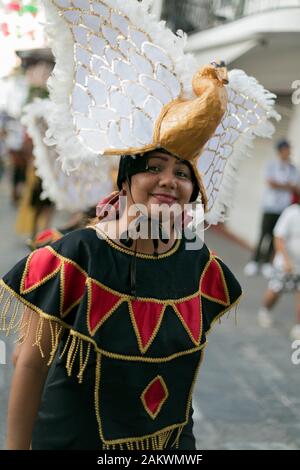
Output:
(258, 288), (280, 328)
(263, 288), (280, 310)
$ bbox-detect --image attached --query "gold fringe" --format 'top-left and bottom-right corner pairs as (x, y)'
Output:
(47, 321), (63, 366)
(17, 311), (31, 345)
(6, 298), (19, 336)
(33, 316), (45, 358)
(77, 340), (91, 383)
(100, 427), (180, 450)
(0, 285), (189, 452)
(0, 286), (91, 384)
(11, 301), (24, 334)
(173, 425), (184, 449)
(66, 335), (78, 376)
(59, 330), (71, 360)
(0, 295), (11, 331)
(0, 285), (5, 305)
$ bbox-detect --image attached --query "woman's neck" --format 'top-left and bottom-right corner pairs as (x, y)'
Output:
(97, 214), (177, 255)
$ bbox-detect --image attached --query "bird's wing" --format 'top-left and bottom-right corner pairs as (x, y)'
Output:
(198, 69), (280, 225)
(22, 99), (114, 212)
(44, 0), (196, 171)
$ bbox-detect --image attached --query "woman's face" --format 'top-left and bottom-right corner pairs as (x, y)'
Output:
(124, 151), (195, 220)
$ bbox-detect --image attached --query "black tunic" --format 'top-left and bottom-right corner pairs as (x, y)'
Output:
(1, 226), (242, 450)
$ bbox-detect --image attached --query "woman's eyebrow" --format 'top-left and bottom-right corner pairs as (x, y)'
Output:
(148, 155), (169, 161)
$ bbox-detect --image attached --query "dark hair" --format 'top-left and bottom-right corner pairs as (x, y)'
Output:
(276, 138), (290, 151)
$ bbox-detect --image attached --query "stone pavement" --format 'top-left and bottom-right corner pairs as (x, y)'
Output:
(0, 173), (299, 450)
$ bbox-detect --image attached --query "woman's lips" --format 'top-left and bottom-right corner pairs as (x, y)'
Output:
(151, 193), (178, 204)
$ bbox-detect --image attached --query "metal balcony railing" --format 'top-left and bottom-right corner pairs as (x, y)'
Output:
(161, 0), (300, 34)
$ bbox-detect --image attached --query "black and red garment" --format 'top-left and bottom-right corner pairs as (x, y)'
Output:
(0, 226), (241, 450)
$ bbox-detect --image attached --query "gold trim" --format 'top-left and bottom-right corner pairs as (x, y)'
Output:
(92, 225), (182, 259)
(128, 301), (167, 354)
(172, 297), (202, 347)
(20, 247), (62, 295)
(0, 280), (206, 362)
(20, 245), (87, 318)
(86, 277), (124, 336)
(200, 255), (230, 306)
(59, 260), (87, 319)
(0, 248), (241, 362)
(141, 375), (169, 420)
(205, 295), (242, 337)
(47, 245), (88, 279)
(94, 352), (187, 448)
(0, 285), (240, 449)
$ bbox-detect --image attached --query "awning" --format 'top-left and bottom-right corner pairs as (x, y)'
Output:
(187, 39), (258, 66)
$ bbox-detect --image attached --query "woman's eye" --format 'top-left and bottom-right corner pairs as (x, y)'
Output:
(176, 170), (191, 179)
(147, 165), (161, 173)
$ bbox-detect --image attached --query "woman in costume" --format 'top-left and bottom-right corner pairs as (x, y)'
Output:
(1, 0), (279, 450)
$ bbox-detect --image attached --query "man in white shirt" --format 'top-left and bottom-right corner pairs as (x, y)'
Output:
(257, 203), (300, 340)
(244, 139), (300, 277)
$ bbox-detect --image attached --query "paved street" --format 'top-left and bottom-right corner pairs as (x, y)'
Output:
(0, 173), (299, 450)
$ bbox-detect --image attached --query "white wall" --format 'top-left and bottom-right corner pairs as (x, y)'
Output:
(226, 96), (295, 246)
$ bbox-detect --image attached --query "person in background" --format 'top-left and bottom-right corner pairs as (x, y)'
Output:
(257, 201), (300, 340)
(6, 119), (28, 204)
(244, 139), (300, 278)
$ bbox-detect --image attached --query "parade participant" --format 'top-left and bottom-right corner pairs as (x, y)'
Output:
(257, 202), (300, 340)
(244, 139), (300, 277)
(1, 0), (278, 450)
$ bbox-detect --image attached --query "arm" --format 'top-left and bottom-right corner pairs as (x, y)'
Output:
(11, 342), (23, 367)
(7, 308), (61, 450)
(274, 236), (293, 273)
(267, 179), (297, 191)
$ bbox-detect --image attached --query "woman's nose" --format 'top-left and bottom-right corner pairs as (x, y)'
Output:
(158, 169), (177, 189)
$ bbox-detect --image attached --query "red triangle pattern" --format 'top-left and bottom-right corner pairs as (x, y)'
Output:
(130, 299), (165, 352)
(22, 247), (61, 293)
(61, 261), (87, 317)
(201, 258), (229, 305)
(175, 296), (201, 343)
(88, 280), (122, 335)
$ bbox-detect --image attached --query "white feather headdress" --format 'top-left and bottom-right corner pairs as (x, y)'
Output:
(43, 0), (280, 223)
(22, 98), (114, 212)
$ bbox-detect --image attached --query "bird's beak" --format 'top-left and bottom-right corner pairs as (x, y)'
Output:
(216, 67), (229, 85)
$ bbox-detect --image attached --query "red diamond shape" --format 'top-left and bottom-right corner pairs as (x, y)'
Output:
(141, 376), (168, 419)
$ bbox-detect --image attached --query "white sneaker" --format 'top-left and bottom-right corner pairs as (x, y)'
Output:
(290, 324), (300, 340)
(244, 261), (259, 277)
(261, 263), (274, 279)
(257, 308), (273, 328)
